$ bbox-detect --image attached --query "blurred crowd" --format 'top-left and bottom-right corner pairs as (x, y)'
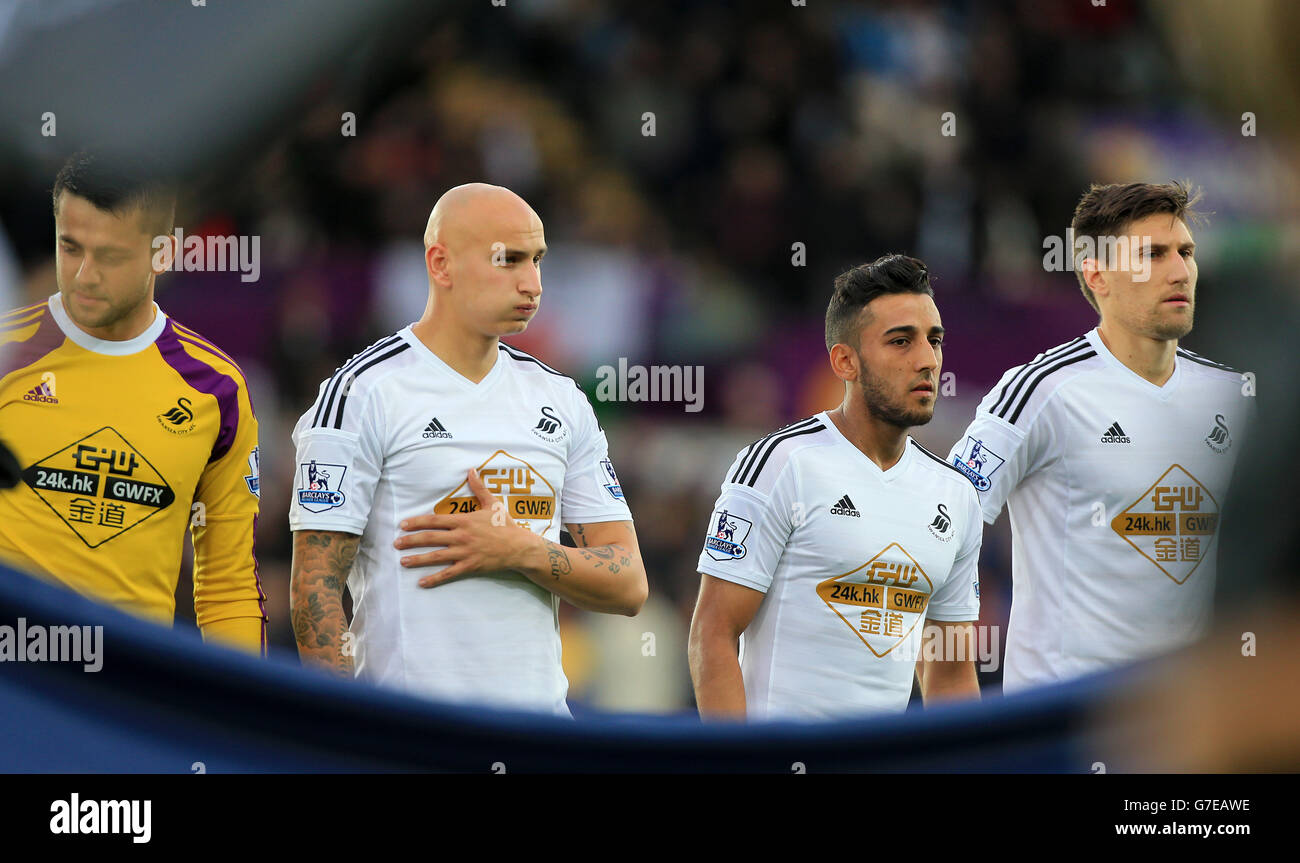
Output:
(1, 0), (1294, 714)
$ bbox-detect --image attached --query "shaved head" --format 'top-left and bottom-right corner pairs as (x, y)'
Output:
(416, 182), (547, 344)
(423, 182), (542, 251)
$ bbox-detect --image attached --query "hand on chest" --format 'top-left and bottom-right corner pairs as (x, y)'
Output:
(387, 399), (572, 533)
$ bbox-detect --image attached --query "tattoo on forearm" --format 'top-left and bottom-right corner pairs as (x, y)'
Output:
(548, 545), (571, 580)
(571, 542), (630, 572)
(290, 531), (359, 676)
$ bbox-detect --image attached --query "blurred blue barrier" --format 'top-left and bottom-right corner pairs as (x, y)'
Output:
(0, 562), (1130, 773)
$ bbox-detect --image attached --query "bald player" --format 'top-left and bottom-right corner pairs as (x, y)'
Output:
(288, 184), (646, 715)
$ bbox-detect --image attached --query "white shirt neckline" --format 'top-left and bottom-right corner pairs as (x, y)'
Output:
(398, 326), (506, 393)
(47, 292), (166, 356)
(1085, 327), (1181, 401)
(817, 409), (913, 482)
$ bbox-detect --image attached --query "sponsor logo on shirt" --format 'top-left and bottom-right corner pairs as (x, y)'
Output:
(1100, 421), (1131, 444)
(704, 509), (752, 561)
(297, 460), (347, 512)
(829, 494), (860, 517)
(433, 450), (557, 532)
(1204, 414), (1231, 453)
(21, 427), (176, 547)
(599, 457), (624, 501)
(816, 543), (933, 657)
(951, 436), (1003, 491)
(156, 397), (197, 434)
(1111, 464), (1219, 584)
(927, 503), (953, 541)
(530, 406), (567, 443)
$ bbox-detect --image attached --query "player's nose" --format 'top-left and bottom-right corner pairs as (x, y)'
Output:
(1167, 253), (1191, 284)
(917, 341), (939, 370)
(75, 257), (99, 286)
(520, 269), (542, 299)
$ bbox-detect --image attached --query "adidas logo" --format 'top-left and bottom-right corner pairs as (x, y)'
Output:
(421, 418), (452, 439)
(829, 494), (860, 517)
(1100, 422), (1131, 444)
(22, 380), (58, 405)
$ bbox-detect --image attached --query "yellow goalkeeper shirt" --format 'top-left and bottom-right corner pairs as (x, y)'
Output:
(0, 295), (266, 653)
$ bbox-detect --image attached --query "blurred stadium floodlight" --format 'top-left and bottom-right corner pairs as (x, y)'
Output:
(0, 0), (425, 176)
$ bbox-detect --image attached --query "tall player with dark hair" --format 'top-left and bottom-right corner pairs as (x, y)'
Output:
(689, 255), (982, 720)
(0, 151), (267, 652)
(948, 182), (1254, 692)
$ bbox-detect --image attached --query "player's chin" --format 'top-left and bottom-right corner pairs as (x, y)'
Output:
(903, 398), (936, 426)
(1151, 312), (1194, 340)
(496, 318), (532, 336)
(66, 304), (114, 329)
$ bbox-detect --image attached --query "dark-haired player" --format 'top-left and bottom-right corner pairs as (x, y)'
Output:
(948, 182), (1254, 692)
(0, 151), (266, 652)
(689, 255), (981, 720)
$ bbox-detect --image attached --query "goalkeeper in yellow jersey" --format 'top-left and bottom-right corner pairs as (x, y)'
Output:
(0, 151), (266, 653)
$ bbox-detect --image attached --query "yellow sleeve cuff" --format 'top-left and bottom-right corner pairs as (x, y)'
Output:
(200, 616), (266, 656)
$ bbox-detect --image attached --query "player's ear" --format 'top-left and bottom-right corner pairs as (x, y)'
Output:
(149, 231), (176, 276)
(426, 242), (453, 289)
(1081, 256), (1110, 303)
(828, 343), (859, 382)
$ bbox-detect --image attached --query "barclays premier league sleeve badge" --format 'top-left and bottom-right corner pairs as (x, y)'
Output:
(704, 508), (752, 561)
(296, 459), (347, 512)
(244, 446), (261, 497)
(951, 436), (1004, 492)
(599, 457), (624, 501)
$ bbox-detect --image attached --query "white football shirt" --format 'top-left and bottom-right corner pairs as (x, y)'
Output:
(948, 327), (1253, 692)
(697, 412), (982, 721)
(289, 328), (632, 715)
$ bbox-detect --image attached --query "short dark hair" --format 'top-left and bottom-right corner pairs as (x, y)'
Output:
(825, 254), (933, 352)
(52, 150), (176, 238)
(1070, 181), (1203, 312)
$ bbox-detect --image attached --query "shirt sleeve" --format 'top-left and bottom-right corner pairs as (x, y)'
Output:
(191, 374), (267, 654)
(288, 379), (386, 535)
(695, 450), (796, 594)
(559, 391), (633, 525)
(925, 485), (982, 622)
(946, 369), (1053, 523)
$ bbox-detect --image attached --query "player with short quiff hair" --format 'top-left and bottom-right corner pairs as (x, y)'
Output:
(690, 255), (982, 720)
(948, 181), (1253, 692)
